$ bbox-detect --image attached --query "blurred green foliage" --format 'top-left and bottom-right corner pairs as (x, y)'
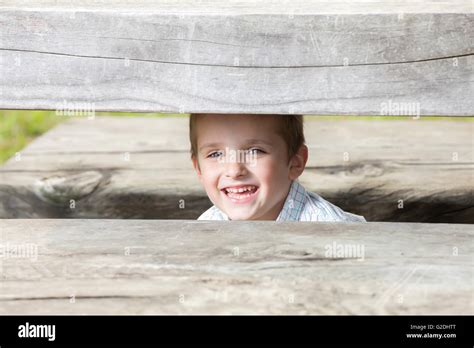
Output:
(0, 110), (63, 164)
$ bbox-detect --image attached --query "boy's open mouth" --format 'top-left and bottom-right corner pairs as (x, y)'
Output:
(221, 185), (259, 203)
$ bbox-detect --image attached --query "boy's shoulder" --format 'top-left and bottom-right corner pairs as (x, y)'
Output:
(303, 190), (366, 222)
(282, 181), (367, 223)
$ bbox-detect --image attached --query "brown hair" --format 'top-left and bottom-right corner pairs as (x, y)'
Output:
(189, 114), (305, 162)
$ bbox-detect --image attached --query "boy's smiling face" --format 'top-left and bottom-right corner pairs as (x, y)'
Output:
(192, 114), (307, 220)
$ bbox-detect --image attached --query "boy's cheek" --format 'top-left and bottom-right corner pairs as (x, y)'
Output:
(257, 159), (282, 179)
(199, 170), (220, 191)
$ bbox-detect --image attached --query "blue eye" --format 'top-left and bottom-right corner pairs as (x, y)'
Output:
(248, 148), (264, 155)
(207, 151), (223, 158)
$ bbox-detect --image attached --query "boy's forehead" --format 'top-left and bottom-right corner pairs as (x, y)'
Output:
(196, 113), (280, 129)
(195, 114), (282, 147)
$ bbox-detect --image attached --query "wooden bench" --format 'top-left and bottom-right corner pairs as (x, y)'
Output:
(0, 219), (472, 314)
(0, 0), (472, 314)
(0, 0), (472, 115)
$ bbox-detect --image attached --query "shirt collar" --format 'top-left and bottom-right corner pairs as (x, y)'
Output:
(276, 180), (306, 221)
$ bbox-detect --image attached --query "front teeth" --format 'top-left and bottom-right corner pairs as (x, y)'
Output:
(225, 186), (256, 193)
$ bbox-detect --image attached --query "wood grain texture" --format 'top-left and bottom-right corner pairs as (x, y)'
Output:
(2, 0), (473, 13)
(0, 219), (472, 314)
(0, 1), (472, 114)
(0, 117), (472, 222)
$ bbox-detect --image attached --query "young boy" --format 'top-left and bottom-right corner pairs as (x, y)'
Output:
(190, 113), (366, 222)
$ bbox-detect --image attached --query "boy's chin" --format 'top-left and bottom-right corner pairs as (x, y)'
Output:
(226, 210), (257, 221)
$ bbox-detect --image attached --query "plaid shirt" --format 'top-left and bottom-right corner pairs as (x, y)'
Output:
(198, 180), (367, 222)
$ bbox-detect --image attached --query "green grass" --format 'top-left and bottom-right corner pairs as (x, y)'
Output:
(0, 110), (64, 164)
(0, 110), (189, 164)
(0, 110), (472, 165)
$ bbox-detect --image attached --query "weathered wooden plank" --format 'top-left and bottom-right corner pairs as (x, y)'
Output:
(0, 1), (472, 114)
(2, 0), (472, 13)
(0, 219), (472, 314)
(0, 117), (472, 222)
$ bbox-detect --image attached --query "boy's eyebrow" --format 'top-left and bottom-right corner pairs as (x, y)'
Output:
(199, 139), (273, 152)
(199, 142), (222, 152)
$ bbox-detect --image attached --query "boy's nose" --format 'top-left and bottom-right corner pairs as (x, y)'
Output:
(224, 161), (248, 178)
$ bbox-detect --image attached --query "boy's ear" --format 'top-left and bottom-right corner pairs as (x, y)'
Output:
(288, 144), (308, 180)
(192, 155), (202, 178)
